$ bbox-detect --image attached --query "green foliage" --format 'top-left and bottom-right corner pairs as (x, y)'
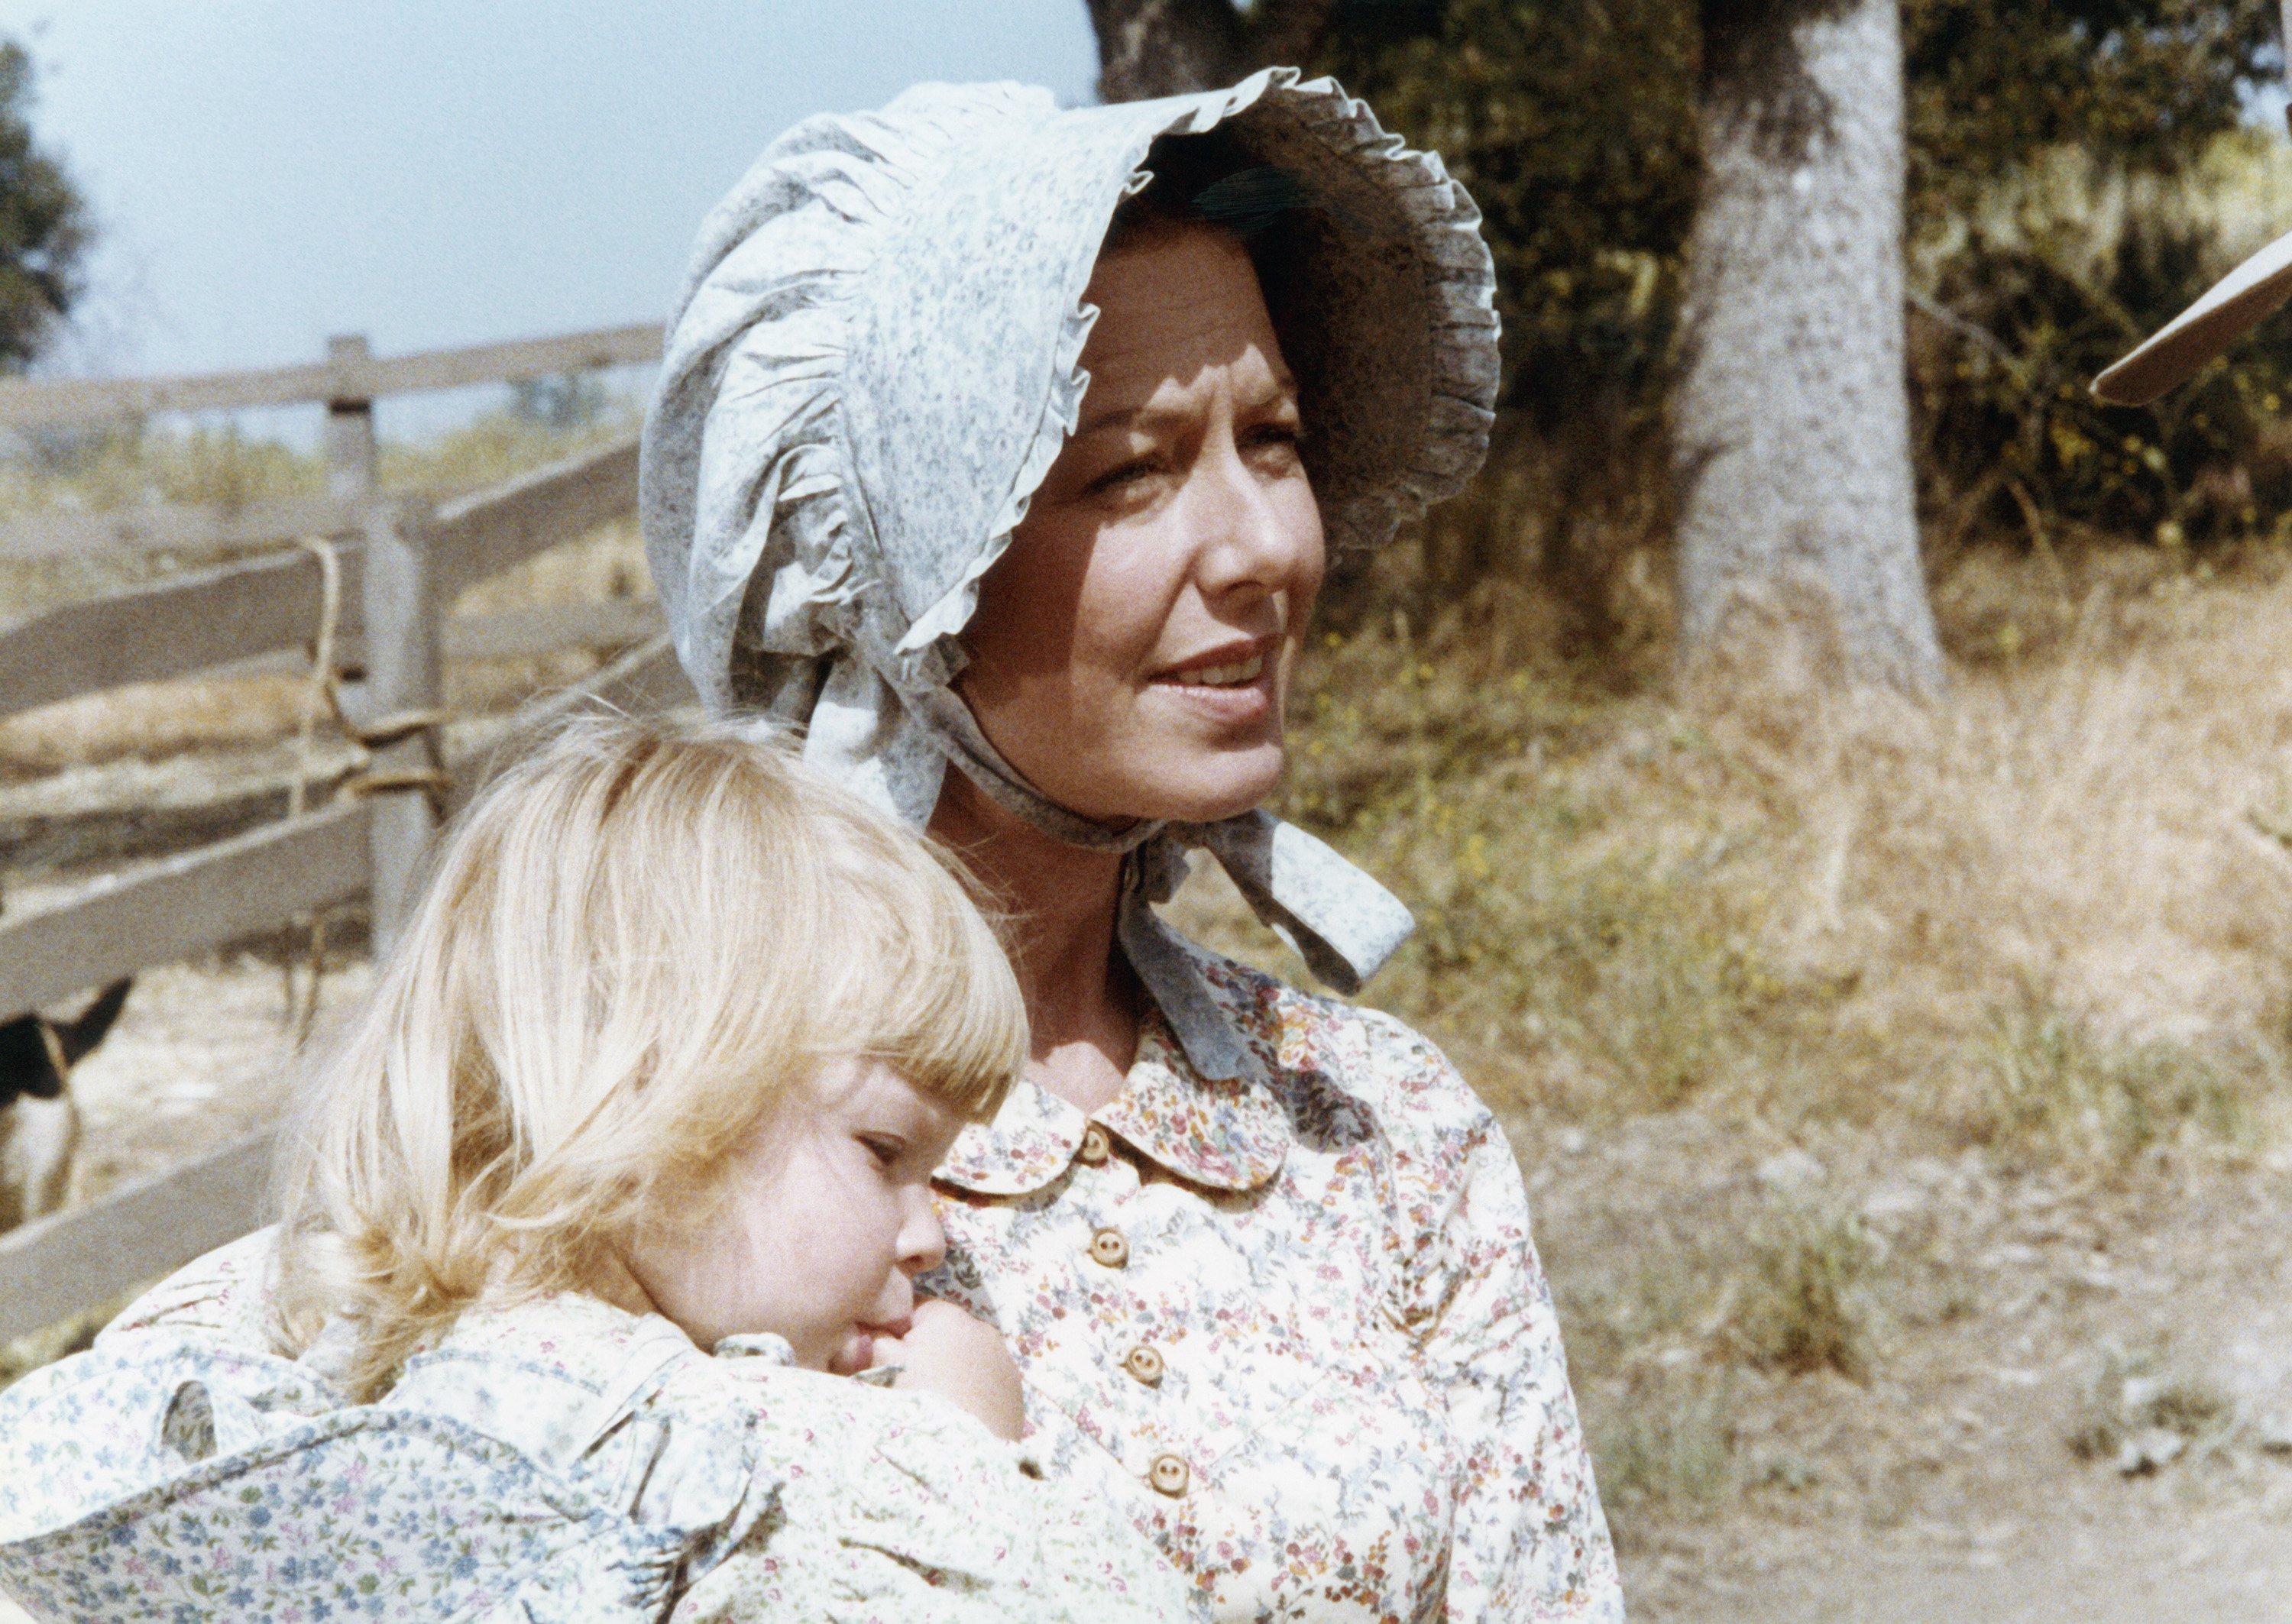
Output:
(0, 40), (85, 370)
(1319, 0), (1695, 433)
(1316, 1), (2291, 559)
(1905, 1), (2276, 201)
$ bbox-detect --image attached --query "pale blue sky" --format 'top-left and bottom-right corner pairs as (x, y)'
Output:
(0, 2), (1099, 434)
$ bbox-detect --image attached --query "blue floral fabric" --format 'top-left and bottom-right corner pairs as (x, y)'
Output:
(0, 1238), (1195, 1622)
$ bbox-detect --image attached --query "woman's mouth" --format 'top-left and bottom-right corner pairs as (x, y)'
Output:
(1164, 649), (1265, 688)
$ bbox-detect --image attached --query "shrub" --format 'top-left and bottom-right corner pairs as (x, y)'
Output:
(1965, 1003), (2252, 1164)
(1723, 1205), (1880, 1380)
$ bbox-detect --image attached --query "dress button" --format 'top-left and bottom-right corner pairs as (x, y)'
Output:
(1124, 1344), (1164, 1386)
(1088, 1227), (1130, 1268)
(1148, 1453), (1190, 1496)
(1077, 1124), (1112, 1165)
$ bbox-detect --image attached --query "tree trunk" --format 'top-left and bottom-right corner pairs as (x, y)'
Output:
(1086, 0), (1338, 101)
(2282, 1), (2292, 134)
(1673, 0), (1943, 690)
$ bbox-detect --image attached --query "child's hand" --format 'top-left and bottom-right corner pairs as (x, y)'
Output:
(871, 1299), (1025, 1441)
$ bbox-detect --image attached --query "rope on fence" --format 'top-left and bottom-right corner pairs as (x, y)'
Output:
(283, 535), (347, 1043)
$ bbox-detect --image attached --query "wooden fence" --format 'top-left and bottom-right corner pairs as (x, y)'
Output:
(0, 323), (694, 1341)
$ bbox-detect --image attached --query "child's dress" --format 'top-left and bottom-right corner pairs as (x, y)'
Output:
(0, 1232), (1193, 1622)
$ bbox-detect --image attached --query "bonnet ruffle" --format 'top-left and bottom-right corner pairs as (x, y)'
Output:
(640, 68), (1500, 1085)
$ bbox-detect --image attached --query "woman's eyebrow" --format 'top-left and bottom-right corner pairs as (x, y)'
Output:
(1076, 379), (1300, 439)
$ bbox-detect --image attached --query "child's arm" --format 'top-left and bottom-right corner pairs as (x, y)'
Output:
(869, 1299), (1025, 1440)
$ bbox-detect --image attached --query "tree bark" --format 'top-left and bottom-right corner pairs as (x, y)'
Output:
(2281, 1), (2292, 134)
(1673, 0), (1943, 690)
(1086, 0), (1339, 101)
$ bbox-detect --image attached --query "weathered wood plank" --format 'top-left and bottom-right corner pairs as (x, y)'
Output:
(71, 598), (664, 684)
(427, 432), (639, 597)
(440, 636), (691, 820)
(1, 590), (659, 733)
(0, 491), (364, 561)
(576, 633), (691, 715)
(0, 1133), (274, 1343)
(0, 322), (663, 426)
(445, 597), (662, 661)
(0, 539), (370, 721)
(0, 800), (371, 1015)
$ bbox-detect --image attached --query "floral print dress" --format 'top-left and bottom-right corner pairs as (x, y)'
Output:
(0, 1242), (1193, 1622)
(921, 949), (1624, 1624)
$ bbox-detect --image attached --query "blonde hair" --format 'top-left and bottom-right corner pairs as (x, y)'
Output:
(274, 713), (1025, 1398)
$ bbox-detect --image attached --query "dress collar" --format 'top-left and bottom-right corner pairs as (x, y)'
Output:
(936, 1012), (1289, 1197)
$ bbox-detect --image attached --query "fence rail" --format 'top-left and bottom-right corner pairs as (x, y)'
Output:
(0, 431), (645, 723)
(2, 544), (363, 719)
(0, 802), (372, 1016)
(0, 492), (366, 563)
(0, 1132), (274, 1344)
(0, 325), (691, 1341)
(428, 433), (641, 598)
(0, 321), (662, 427)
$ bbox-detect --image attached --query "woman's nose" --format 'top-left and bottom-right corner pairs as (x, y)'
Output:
(898, 1195), (948, 1276)
(1187, 431), (1321, 597)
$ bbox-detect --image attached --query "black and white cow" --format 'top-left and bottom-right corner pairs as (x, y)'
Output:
(0, 980), (131, 1232)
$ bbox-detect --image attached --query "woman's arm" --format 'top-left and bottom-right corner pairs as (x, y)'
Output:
(1380, 1027), (1625, 1622)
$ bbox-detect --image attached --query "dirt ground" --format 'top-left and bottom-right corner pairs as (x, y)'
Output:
(1520, 1108), (2292, 1621)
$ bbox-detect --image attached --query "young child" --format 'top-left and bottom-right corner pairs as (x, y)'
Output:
(0, 717), (1191, 1622)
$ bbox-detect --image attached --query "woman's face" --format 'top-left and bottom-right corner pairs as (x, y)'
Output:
(959, 225), (1326, 825)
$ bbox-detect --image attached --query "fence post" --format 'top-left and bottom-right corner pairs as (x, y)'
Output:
(358, 498), (440, 957)
(329, 335), (438, 956)
(323, 334), (375, 500)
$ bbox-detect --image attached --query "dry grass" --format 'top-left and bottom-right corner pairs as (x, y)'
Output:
(2067, 1338), (2240, 1472)
(1591, 1367), (1740, 1516)
(1164, 533), (2292, 1524)
(1184, 540), (2292, 1172)
(1722, 1203), (1882, 1380)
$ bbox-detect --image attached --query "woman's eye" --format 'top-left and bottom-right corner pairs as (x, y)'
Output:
(1085, 457), (1163, 497)
(1245, 423), (1303, 458)
(859, 1134), (903, 1168)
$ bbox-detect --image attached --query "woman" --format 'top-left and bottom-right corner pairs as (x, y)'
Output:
(643, 68), (1620, 1621)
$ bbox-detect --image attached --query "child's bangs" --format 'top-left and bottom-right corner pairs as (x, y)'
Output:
(798, 829), (1028, 1124)
(555, 729), (1027, 1157)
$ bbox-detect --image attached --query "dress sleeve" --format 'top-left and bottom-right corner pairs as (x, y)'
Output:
(1375, 1021), (1625, 1622)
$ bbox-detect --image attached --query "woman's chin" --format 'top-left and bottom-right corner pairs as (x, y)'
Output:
(1081, 744), (1287, 827)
